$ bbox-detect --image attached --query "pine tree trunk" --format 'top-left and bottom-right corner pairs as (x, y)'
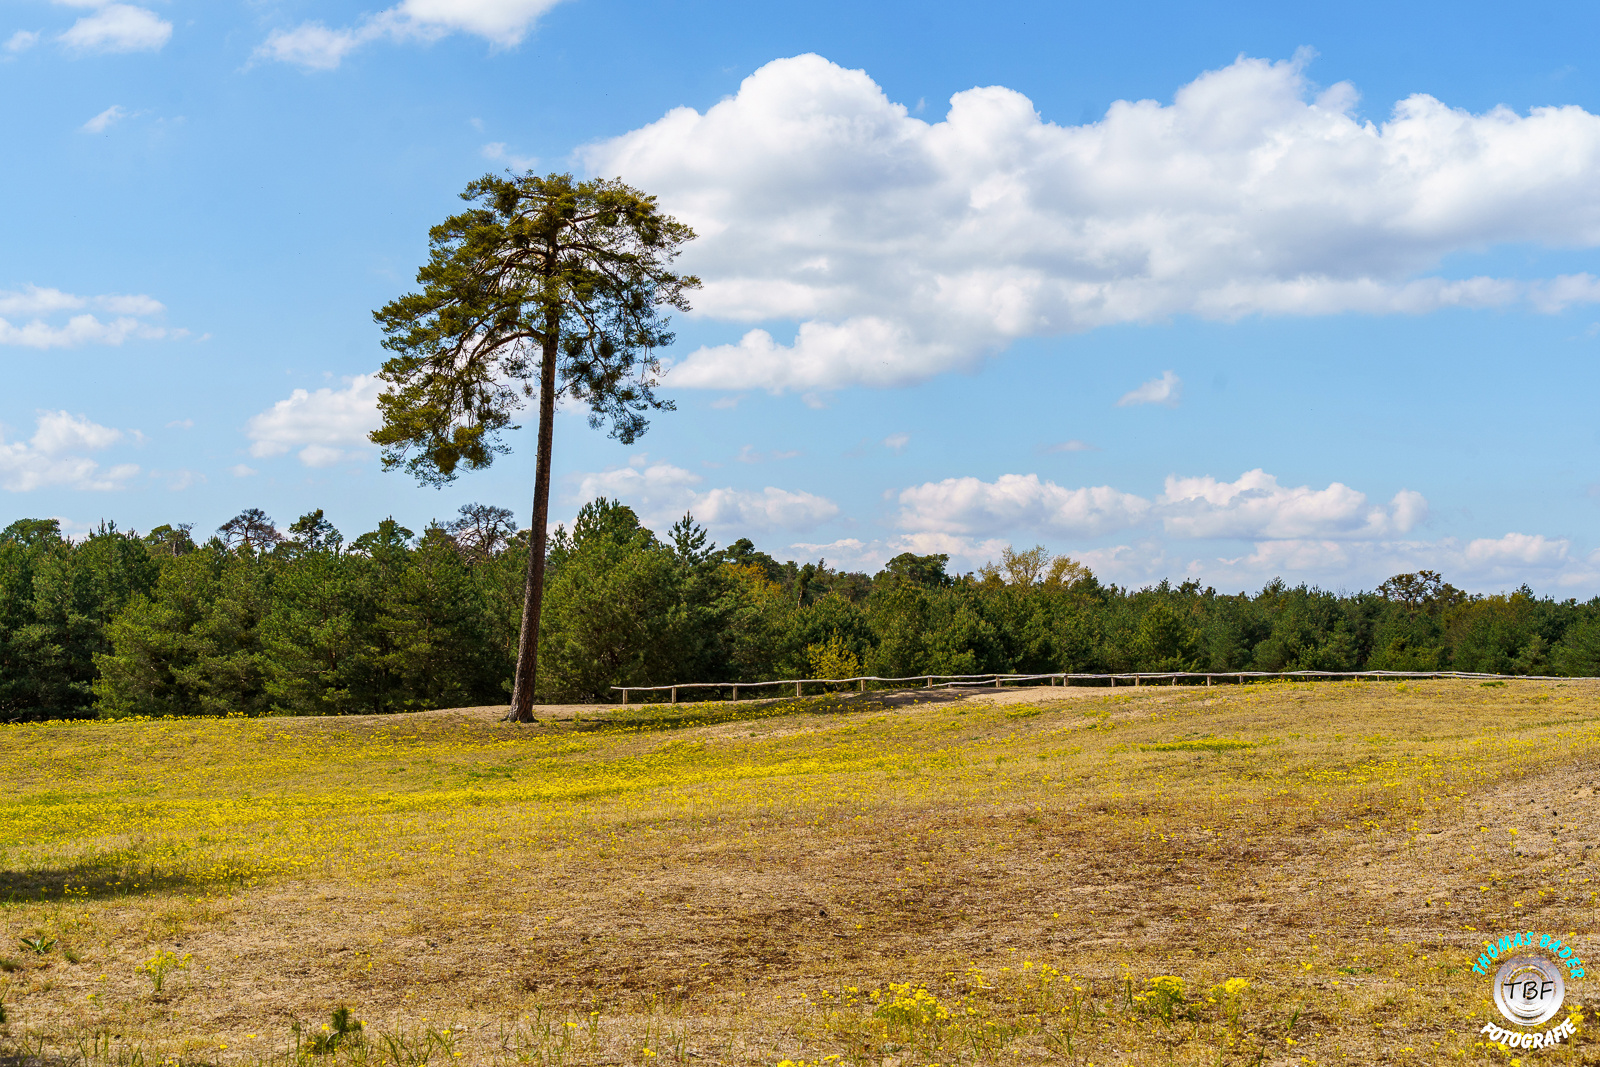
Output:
(507, 330), (560, 722)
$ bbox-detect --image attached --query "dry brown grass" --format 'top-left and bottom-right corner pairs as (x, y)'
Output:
(3, 678), (1600, 1065)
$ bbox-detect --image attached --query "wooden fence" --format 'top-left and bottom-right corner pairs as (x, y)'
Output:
(613, 669), (1578, 704)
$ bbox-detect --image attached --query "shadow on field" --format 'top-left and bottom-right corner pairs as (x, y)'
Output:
(588, 687), (970, 732)
(0, 861), (197, 903)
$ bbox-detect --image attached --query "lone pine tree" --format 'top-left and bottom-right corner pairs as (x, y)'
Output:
(370, 171), (698, 721)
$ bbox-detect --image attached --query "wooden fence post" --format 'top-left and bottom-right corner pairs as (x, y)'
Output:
(620, 689), (629, 705)
(994, 675), (1002, 688)
(795, 681), (802, 698)
(858, 678), (865, 692)
(670, 687), (677, 704)
(732, 684), (739, 701)
(1134, 676), (1140, 687)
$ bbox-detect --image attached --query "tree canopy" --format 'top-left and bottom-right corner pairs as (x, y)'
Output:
(369, 172), (699, 483)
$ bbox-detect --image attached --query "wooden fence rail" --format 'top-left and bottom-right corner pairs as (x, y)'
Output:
(612, 669), (1582, 704)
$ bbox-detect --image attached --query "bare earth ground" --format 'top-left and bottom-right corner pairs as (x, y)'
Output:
(3, 679), (1600, 1065)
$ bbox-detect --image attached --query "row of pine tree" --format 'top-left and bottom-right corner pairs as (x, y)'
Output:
(4, 500), (1600, 721)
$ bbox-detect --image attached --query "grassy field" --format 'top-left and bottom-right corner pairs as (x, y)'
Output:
(2, 678), (1599, 1066)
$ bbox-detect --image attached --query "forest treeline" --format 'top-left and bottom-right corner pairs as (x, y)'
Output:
(4, 498), (1600, 721)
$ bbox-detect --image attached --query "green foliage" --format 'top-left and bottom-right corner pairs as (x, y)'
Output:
(1551, 608), (1600, 675)
(536, 499), (687, 700)
(807, 631), (863, 684)
(10, 506), (1600, 720)
(1132, 602), (1203, 671)
(369, 172), (700, 483)
(94, 513), (511, 717)
(94, 547), (272, 718)
(1, 522), (158, 721)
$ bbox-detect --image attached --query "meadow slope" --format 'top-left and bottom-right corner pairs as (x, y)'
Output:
(2, 679), (1598, 1065)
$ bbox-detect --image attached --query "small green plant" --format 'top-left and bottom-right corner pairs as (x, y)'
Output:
(304, 1007), (364, 1054)
(19, 935), (56, 955)
(1135, 975), (1187, 1023)
(135, 949), (191, 993)
(1481, 680), (1506, 687)
(0, 958), (19, 974)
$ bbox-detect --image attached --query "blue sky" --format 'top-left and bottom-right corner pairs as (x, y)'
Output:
(5, 0), (1600, 594)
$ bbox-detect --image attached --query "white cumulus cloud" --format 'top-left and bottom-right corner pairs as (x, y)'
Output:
(1157, 470), (1427, 540)
(253, 23), (363, 71)
(575, 460), (839, 533)
(245, 374), (384, 467)
(0, 285), (177, 348)
(257, 0), (567, 70)
(6, 30), (40, 53)
(896, 474), (1152, 538)
(583, 52), (1600, 393)
(893, 468), (1428, 544)
(0, 411), (139, 491)
(1463, 532), (1571, 569)
(57, 3), (171, 54)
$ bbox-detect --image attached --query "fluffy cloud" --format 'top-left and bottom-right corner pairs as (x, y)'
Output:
(57, 3), (171, 54)
(0, 285), (176, 348)
(257, 0), (566, 70)
(6, 30), (40, 53)
(882, 469), (1587, 591)
(0, 411), (138, 491)
(583, 53), (1600, 392)
(892, 468), (1426, 544)
(1158, 470), (1427, 540)
(897, 474), (1151, 538)
(1118, 371), (1181, 408)
(245, 374), (384, 467)
(575, 461), (839, 533)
